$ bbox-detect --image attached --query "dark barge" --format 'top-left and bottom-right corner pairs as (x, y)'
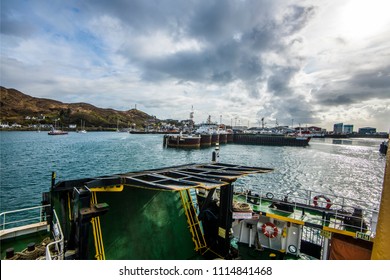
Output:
(164, 132), (311, 148)
(163, 134), (201, 148)
(233, 133), (311, 147)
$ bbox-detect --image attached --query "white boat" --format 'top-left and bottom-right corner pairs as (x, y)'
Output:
(77, 120), (87, 133)
(48, 120), (68, 135)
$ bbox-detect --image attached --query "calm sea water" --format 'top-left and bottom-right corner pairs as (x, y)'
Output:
(0, 131), (386, 213)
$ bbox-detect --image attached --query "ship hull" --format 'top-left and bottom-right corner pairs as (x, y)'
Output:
(164, 134), (201, 148)
(199, 134), (212, 147)
(211, 133), (219, 145)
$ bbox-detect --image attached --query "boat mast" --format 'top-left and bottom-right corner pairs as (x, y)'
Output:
(189, 106), (194, 131)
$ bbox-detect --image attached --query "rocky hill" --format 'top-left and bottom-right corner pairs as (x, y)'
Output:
(0, 86), (156, 129)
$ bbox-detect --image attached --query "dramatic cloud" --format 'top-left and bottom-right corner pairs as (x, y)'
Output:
(1, 0), (389, 131)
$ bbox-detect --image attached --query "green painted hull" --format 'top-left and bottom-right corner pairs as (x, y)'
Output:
(93, 188), (196, 259)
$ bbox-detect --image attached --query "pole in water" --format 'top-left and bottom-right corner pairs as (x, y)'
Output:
(51, 171), (56, 188)
(212, 143), (220, 162)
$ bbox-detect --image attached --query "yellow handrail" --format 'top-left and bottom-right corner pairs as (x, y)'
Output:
(179, 189), (207, 251)
(91, 192), (106, 260)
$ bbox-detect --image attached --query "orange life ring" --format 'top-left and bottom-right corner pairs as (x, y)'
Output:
(262, 222), (278, 238)
(313, 195), (332, 209)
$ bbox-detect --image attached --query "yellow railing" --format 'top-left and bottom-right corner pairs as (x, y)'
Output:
(179, 189), (207, 252)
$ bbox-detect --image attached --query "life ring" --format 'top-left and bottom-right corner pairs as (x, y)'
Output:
(262, 222), (278, 238)
(266, 192), (274, 199)
(313, 195), (332, 209)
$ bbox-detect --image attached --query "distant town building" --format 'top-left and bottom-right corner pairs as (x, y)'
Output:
(333, 123), (343, 134)
(343, 124), (353, 134)
(359, 127), (376, 134)
(307, 126), (322, 132)
(0, 122), (10, 128)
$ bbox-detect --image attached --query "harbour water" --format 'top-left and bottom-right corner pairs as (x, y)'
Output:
(0, 131), (386, 213)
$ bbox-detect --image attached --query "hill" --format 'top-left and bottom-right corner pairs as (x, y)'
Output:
(0, 87), (156, 129)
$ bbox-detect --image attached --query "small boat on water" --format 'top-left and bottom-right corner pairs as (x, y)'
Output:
(48, 120), (68, 135)
(48, 128), (68, 135)
(1, 156), (387, 260)
(77, 120), (87, 133)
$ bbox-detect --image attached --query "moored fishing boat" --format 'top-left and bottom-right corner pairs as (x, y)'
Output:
(48, 120), (68, 135)
(48, 128), (68, 135)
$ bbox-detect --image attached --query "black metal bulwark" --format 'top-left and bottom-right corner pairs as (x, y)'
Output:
(52, 162), (273, 192)
(217, 183), (234, 258)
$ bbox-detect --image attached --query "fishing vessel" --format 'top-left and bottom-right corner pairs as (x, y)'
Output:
(48, 127), (68, 135)
(48, 120), (68, 135)
(1, 150), (389, 260)
(194, 119), (231, 146)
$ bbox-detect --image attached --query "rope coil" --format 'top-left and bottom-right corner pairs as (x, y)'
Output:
(6, 237), (52, 260)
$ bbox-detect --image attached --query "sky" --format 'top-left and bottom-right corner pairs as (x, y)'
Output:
(1, 0), (390, 131)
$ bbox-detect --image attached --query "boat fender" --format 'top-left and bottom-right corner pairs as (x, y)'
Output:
(313, 195), (332, 209)
(262, 222), (278, 238)
(266, 192), (274, 199)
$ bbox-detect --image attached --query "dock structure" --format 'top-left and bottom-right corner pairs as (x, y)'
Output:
(233, 133), (310, 146)
(164, 132), (311, 148)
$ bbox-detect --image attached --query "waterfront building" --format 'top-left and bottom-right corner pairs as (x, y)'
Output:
(333, 123), (343, 134)
(343, 124), (354, 134)
(308, 126), (322, 132)
(359, 127), (376, 134)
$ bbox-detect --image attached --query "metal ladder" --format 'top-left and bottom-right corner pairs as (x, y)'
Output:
(90, 192), (105, 260)
(179, 189), (207, 252)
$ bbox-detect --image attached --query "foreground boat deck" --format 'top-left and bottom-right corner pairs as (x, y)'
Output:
(233, 193), (373, 239)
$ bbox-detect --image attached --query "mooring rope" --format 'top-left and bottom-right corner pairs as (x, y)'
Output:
(6, 237), (52, 260)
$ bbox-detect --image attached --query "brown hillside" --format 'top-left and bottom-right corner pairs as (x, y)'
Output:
(0, 86), (155, 128)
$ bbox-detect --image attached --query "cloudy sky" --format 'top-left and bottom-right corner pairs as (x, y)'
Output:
(1, 0), (390, 131)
